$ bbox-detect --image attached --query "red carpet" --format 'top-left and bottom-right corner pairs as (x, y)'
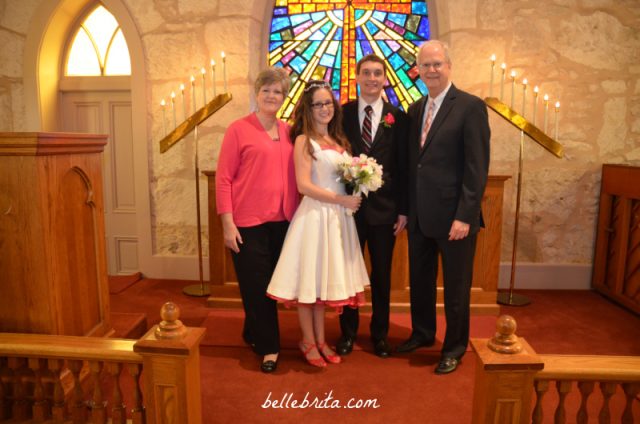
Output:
(200, 309), (497, 352)
(109, 280), (640, 423)
(108, 272), (143, 294)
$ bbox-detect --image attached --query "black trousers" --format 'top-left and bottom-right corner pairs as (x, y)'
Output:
(407, 228), (477, 359)
(339, 221), (395, 342)
(231, 221), (288, 356)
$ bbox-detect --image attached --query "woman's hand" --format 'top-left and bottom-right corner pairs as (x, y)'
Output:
(340, 194), (362, 211)
(221, 213), (243, 253)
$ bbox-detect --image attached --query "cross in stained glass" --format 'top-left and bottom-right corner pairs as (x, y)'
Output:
(269, 0), (430, 120)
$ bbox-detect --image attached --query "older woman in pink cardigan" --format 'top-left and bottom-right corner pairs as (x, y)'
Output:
(216, 67), (298, 373)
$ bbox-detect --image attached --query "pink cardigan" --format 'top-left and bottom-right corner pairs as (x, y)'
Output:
(216, 113), (299, 227)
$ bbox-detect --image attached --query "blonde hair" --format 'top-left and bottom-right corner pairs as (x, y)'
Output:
(254, 67), (291, 96)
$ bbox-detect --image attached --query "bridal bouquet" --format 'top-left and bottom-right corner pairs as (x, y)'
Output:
(336, 152), (384, 215)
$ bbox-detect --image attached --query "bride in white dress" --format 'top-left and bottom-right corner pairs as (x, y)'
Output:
(267, 80), (370, 368)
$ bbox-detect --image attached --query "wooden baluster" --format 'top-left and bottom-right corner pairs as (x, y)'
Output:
(598, 382), (617, 424)
(107, 362), (126, 424)
(532, 380), (549, 424)
(621, 383), (640, 424)
(576, 381), (594, 424)
(8, 357), (29, 420)
(0, 357), (8, 420)
(48, 359), (66, 423)
(89, 360), (107, 424)
(68, 360), (86, 423)
(127, 363), (145, 424)
(553, 380), (572, 424)
(29, 358), (51, 422)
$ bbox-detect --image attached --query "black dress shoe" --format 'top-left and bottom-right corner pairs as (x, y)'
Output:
(373, 339), (392, 358)
(336, 336), (354, 356)
(396, 337), (435, 353)
(434, 357), (459, 375)
(260, 360), (278, 373)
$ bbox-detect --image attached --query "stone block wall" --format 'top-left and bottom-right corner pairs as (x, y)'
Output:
(1, 0), (638, 268)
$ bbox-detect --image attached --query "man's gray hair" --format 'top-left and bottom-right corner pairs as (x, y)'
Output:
(416, 40), (451, 63)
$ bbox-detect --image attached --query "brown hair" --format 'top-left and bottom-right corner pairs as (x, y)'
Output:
(254, 67), (291, 96)
(289, 80), (350, 158)
(356, 54), (386, 75)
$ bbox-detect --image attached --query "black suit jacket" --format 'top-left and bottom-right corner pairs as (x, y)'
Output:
(407, 84), (490, 238)
(342, 100), (409, 226)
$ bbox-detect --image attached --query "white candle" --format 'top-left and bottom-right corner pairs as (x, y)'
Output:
(160, 99), (167, 136)
(190, 75), (196, 113)
(510, 70), (516, 109)
(201, 67), (207, 105)
(543, 94), (549, 133)
(554, 101), (560, 140)
(489, 54), (496, 98)
(170, 91), (176, 128)
(500, 63), (506, 101)
(211, 59), (217, 97)
(221, 51), (227, 93)
(522, 78), (528, 117)
(180, 83), (186, 121)
(532, 86), (539, 126)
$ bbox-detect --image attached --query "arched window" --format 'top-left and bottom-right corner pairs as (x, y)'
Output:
(65, 4), (131, 76)
(268, 0), (430, 119)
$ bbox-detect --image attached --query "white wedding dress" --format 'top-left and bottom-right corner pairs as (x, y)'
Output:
(267, 139), (369, 309)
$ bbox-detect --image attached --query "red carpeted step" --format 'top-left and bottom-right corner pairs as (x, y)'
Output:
(110, 312), (147, 339)
(108, 272), (143, 295)
(199, 308), (496, 351)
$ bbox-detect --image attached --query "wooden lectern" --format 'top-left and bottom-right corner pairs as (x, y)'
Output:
(0, 132), (112, 337)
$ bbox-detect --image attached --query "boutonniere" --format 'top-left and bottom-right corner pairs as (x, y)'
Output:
(380, 112), (395, 128)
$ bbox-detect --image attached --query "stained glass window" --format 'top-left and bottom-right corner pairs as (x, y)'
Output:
(268, 0), (430, 119)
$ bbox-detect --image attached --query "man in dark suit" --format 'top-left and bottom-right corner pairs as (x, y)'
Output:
(336, 54), (408, 358)
(397, 40), (490, 374)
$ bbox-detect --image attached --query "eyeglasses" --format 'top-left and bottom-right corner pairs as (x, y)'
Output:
(418, 62), (445, 70)
(311, 101), (334, 110)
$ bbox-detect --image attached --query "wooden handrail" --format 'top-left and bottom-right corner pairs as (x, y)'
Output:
(471, 315), (640, 424)
(536, 355), (640, 382)
(0, 333), (141, 362)
(0, 301), (205, 424)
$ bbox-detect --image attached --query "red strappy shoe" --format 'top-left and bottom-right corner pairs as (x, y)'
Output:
(317, 342), (342, 364)
(299, 341), (326, 368)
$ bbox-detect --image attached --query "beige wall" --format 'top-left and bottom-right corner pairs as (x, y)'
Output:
(1, 0), (639, 281)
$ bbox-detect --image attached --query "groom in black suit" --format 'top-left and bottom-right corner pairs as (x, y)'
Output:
(397, 40), (490, 374)
(337, 54), (408, 358)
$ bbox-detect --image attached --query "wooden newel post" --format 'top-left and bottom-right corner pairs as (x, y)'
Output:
(134, 302), (206, 424)
(470, 315), (544, 424)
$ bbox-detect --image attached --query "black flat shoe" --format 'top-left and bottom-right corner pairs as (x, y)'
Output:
(396, 337), (435, 353)
(373, 339), (392, 358)
(260, 359), (278, 373)
(434, 357), (459, 375)
(336, 335), (354, 356)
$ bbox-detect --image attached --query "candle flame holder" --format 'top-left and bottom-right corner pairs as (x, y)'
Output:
(484, 96), (563, 306)
(159, 92), (233, 297)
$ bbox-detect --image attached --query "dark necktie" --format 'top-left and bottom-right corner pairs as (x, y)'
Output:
(362, 105), (373, 153)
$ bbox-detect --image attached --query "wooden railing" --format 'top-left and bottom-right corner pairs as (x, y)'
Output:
(471, 316), (640, 424)
(0, 302), (205, 423)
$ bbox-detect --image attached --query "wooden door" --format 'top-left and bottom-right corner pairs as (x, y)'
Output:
(61, 90), (139, 275)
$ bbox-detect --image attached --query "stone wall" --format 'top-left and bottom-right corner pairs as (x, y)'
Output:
(433, 0), (640, 264)
(0, 0), (638, 267)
